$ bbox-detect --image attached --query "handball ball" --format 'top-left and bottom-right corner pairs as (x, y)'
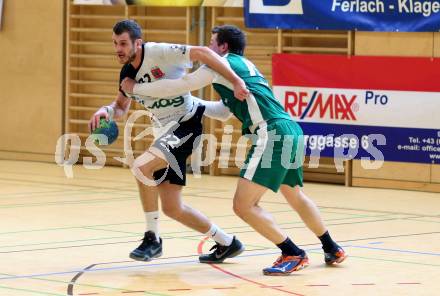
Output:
(92, 118), (119, 145)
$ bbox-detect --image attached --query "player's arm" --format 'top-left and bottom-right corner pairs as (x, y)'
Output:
(121, 66), (215, 98)
(88, 92), (131, 132)
(189, 46), (248, 100)
(125, 43), (247, 100)
(192, 97), (233, 122)
(120, 67), (232, 122)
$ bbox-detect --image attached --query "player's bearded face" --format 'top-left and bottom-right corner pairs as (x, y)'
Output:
(125, 43), (137, 64)
(113, 32), (137, 64)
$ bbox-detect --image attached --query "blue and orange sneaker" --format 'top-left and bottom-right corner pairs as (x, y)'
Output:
(262, 253), (309, 276)
(324, 247), (347, 265)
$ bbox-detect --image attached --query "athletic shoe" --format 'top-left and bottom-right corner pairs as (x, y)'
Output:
(262, 253), (309, 276)
(324, 246), (347, 265)
(129, 231), (162, 261)
(199, 236), (244, 263)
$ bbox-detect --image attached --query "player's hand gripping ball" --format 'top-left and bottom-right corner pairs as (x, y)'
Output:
(91, 118), (119, 145)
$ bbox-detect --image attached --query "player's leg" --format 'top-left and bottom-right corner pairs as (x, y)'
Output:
(157, 182), (244, 263)
(233, 178), (283, 242)
(137, 105), (244, 263)
(132, 146), (169, 186)
(280, 120), (346, 265)
(129, 117), (189, 261)
(158, 182), (210, 232)
(280, 184), (346, 264)
(280, 185), (326, 235)
(136, 179), (159, 237)
(233, 177), (308, 275)
(235, 122), (309, 275)
(128, 149), (167, 262)
(129, 178), (162, 261)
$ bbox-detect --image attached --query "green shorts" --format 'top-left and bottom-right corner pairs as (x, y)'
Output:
(240, 119), (304, 192)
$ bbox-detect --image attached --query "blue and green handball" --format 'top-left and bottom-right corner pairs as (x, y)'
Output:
(91, 118), (119, 145)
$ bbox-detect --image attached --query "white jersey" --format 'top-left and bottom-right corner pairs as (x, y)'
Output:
(119, 42), (196, 128)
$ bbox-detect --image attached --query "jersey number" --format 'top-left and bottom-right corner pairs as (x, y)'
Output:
(138, 73), (151, 83)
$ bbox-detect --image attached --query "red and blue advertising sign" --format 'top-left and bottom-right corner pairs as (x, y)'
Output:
(272, 54), (440, 163)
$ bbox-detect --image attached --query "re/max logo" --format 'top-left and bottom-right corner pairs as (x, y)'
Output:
(285, 90), (357, 120)
(249, 0), (304, 15)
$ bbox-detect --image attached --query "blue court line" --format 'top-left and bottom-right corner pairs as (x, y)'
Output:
(0, 259), (198, 281)
(349, 245), (440, 256)
(0, 246), (326, 282)
(2, 242), (438, 282)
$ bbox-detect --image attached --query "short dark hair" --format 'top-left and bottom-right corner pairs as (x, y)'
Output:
(113, 20), (142, 42)
(212, 25), (246, 56)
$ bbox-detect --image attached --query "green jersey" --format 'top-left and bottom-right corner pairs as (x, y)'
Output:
(212, 53), (291, 133)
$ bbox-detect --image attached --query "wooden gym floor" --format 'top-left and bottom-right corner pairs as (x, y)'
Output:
(0, 160), (438, 296)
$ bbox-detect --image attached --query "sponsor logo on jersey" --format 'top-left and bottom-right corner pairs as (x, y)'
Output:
(284, 90), (357, 121)
(170, 44), (187, 55)
(151, 67), (165, 79)
(147, 97), (185, 109)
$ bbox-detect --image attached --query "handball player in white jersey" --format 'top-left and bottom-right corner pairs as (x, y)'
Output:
(89, 20), (247, 263)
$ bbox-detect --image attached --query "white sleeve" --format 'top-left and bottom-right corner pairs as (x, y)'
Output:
(193, 97), (233, 122)
(132, 66), (216, 98)
(148, 43), (193, 68)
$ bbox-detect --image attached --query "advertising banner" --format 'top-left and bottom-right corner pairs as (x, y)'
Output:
(272, 54), (440, 163)
(245, 0), (440, 32)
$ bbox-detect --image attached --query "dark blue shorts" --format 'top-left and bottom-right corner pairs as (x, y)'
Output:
(152, 105), (205, 186)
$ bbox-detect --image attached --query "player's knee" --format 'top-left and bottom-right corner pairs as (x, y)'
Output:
(233, 200), (249, 219)
(281, 185), (302, 204)
(162, 204), (183, 220)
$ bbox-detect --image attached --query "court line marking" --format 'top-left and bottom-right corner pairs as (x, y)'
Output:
(0, 270), (174, 296)
(307, 249), (440, 267)
(196, 236), (305, 296)
(67, 264), (96, 296)
(0, 284), (66, 296)
(0, 246), (428, 296)
(0, 208), (383, 236)
(2, 173), (439, 217)
(1, 219), (438, 254)
(0, 240), (432, 294)
(349, 245), (440, 256)
(0, 212), (392, 249)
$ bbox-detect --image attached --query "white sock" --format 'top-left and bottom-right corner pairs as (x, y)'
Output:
(145, 211), (159, 241)
(205, 223), (233, 246)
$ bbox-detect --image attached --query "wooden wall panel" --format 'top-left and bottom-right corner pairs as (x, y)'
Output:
(355, 32), (433, 56)
(0, 0), (64, 158)
(353, 160), (431, 183)
(352, 177), (440, 193)
(353, 31), (439, 191)
(434, 32), (440, 57)
(432, 164), (440, 183)
(67, 4), (197, 163)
